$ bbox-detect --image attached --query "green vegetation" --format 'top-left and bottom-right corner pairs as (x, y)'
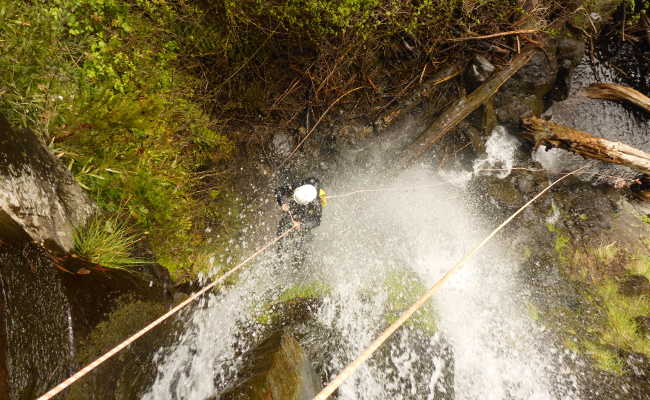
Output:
(629, 254), (650, 281)
(73, 214), (143, 270)
(546, 227), (650, 374)
(583, 340), (625, 375)
(65, 297), (170, 399)
(277, 281), (331, 303)
(596, 281), (649, 356)
(547, 223), (572, 264)
(0, 0), (581, 280)
(384, 269), (437, 334)
(1, 0), (239, 279)
(256, 281), (331, 325)
(580, 279), (650, 374)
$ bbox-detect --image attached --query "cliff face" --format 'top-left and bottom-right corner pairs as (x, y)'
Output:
(0, 116), (174, 399)
(0, 114), (94, 254)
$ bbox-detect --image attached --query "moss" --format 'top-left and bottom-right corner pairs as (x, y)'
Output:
(65, 297), (170, 399)
(554, 231), (571, 263)
(595, 280), (650, 358)
(583, 340), (625, 375)
(384, 269), (437, 334)
(526, 302), (541, 321)
(255, 281), (331, 325)
(628, 254), (650, 282)
(277, 281), (331, 303)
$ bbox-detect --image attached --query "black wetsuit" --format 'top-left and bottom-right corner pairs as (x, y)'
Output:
(274, 177), (322, 267)
(275, 177), (322, 233)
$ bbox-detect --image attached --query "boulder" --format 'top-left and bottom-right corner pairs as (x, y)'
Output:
(0, 115), (94, 253)
(221, 332), (321, 400)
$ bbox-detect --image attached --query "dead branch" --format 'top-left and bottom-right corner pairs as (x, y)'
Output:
(521, 116), (650, 175)
(449, 29), (538, 41)
(583, 83), (650, 113)
(400, 48), (537, 165)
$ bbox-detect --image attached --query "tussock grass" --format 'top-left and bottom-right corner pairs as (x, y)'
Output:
(73, 215), (144, 271)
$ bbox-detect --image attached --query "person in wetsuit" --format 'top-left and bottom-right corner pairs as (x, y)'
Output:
(274, 176), (325, 267)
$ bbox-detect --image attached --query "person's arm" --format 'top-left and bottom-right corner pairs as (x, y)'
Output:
(298, 203), (321, 229)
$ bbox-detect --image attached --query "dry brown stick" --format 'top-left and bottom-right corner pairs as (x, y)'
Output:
(521, 116), (650, 175)
(400, 48), (536, 166)
(583, 83), (650, 113)
(449, 29), (538, 42)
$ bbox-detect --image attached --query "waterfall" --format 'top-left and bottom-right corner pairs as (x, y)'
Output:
(145, 166), (582, 399)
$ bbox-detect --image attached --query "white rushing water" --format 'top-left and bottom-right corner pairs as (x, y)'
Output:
(145, 166), (581, 400)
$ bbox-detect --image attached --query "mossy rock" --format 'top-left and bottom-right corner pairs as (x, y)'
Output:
(256, 281), (330, 326)
(222, 332), (320, 400)
(64, 297), (176, 400)
(384, 268), (438, 335)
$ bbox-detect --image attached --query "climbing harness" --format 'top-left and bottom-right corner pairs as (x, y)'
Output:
(36, 226), (297, 400)
(312, 166), (587, 400)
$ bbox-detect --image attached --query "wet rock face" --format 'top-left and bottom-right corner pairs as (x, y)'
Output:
(272, 132), (296, 158)
(0, 115), (94, 254)
(222, 332), (321, 400)
(493, 50), (559, 128)
(0, 241), (74, 400)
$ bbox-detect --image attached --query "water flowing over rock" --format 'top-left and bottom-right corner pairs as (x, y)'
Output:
(0, 114), (94, 254)
(222, 332), (321, 400)
(0, 241), (74, 400)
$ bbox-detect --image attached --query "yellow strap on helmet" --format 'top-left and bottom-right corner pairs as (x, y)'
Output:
(319, 188), (327, 207)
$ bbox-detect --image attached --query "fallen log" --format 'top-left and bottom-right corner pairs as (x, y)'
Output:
(521, 116), (650, 175)
(583, 83), (650, 113)
(400, 48), (537, 166)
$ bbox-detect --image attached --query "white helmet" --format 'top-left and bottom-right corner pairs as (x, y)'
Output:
(293, 184), (317, 205)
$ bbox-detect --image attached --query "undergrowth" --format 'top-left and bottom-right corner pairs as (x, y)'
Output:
(1, 0), (578, 280)
(0, 0), (238, 279)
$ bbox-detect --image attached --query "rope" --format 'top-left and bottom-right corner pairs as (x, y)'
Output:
(312, 166), (587, 400)
(325, 182), (453, 199)
(37, 226), (297, 400)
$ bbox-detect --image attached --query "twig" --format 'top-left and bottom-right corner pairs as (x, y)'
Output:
(281, 86), (365, 164)
(449, 29), (538, 42)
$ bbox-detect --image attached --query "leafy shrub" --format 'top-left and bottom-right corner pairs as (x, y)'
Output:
(1, 0), (238, 277)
